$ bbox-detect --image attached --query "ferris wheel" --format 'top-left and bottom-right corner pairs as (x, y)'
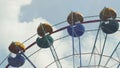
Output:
(0, 7), (120, 68)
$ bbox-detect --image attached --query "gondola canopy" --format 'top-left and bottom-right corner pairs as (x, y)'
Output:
(67, 12), (84, 25)
(37, 23), (53, 37)
(8, 42), (25, 54)
(99, 7), (117, 21)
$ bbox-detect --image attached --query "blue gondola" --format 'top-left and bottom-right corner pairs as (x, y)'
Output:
(8, 54), (25, 67)
(67, 23), (85, 37)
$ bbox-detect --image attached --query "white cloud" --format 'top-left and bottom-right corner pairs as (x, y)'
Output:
(0, 0), (73, 68)
(0, 0), (31, 23)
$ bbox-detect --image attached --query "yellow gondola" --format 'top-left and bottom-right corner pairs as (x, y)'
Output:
(8, 42), (25, 54)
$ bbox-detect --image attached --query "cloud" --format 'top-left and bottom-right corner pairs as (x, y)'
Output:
(0, 0), (47, 67)
(0, 0), (73, 68)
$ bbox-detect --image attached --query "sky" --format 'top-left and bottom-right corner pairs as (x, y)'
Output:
(0, 0), (120, 68)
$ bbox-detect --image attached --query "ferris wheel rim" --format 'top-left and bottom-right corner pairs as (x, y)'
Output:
(45, 52), (120, 68)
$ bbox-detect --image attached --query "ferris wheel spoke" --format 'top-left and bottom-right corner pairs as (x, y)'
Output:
(117, 63), (120, 68)
(0, 53), (11, 66)
(71, 35), (75, 68)
(52, 20), (67, 27)
(116, 51), (120, 62)
(88, 22), (101, 67)
(17, 46), (36, 68)
(78, 37), (82, 68)
(5, 64), (10, 68)
(21, 52), (36, 68)
(98, 34), (107, 68)
(50, 45), (62, 68)
(104, 41), (120, 67)
(28, 48), (42, 58)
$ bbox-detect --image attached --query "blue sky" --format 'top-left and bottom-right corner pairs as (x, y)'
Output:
(0, 0), (120, 68)
(19, 0), (120, 23)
